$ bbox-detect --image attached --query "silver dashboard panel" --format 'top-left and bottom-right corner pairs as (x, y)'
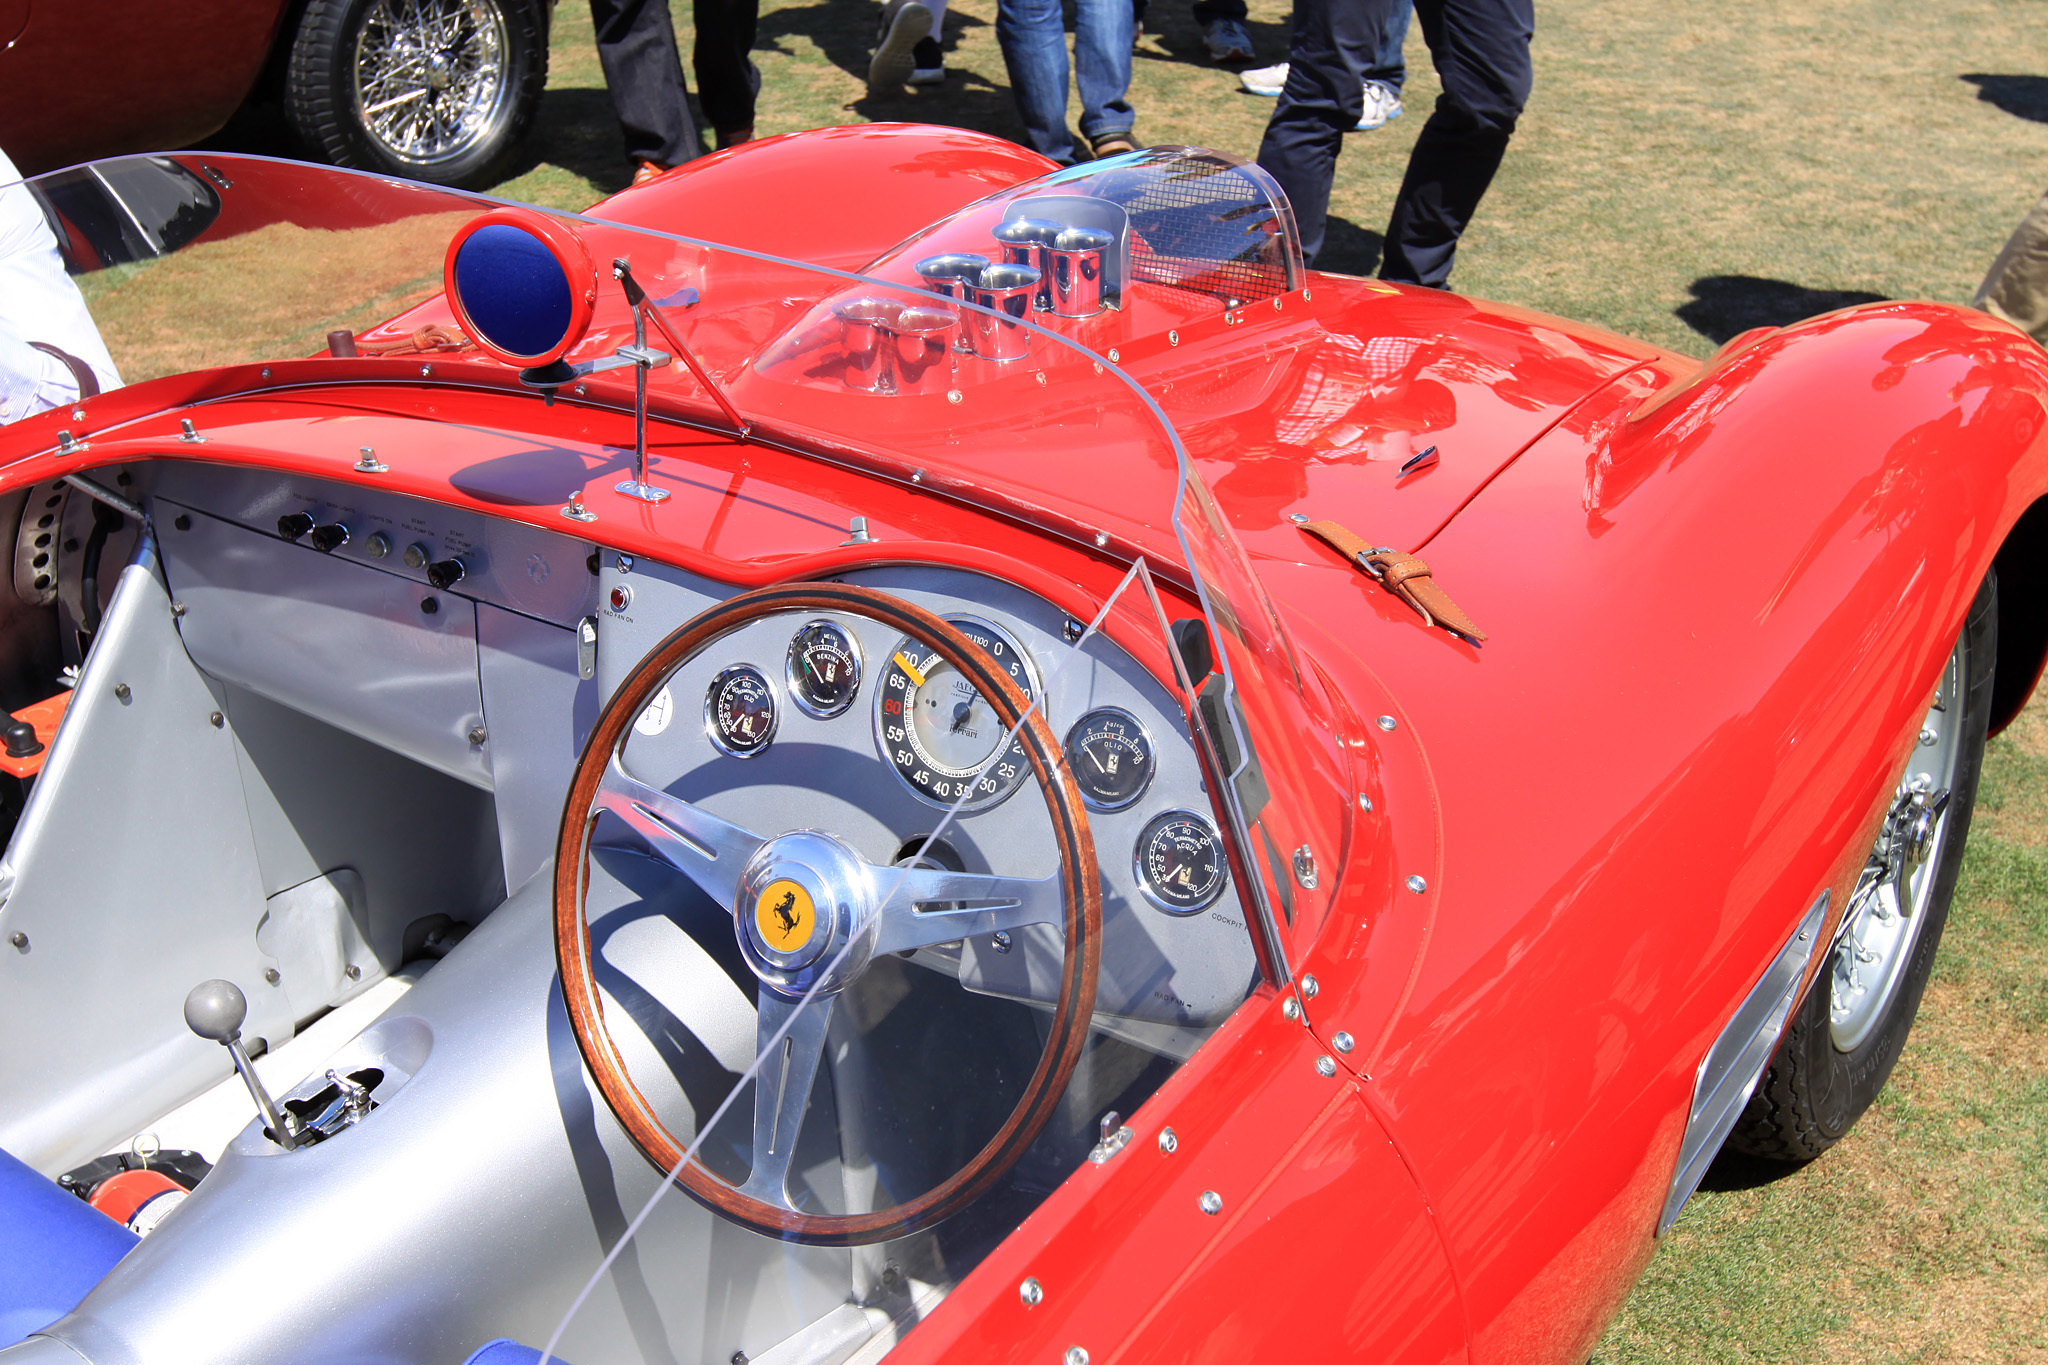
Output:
(594, 559), (1259, 1037)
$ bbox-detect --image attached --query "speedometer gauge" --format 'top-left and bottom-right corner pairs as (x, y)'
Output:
(876, 618), (1037, 811)
(704, 665), (777, 757)
(786, 619), (862, 718)
(1136, 811), (1227, 914)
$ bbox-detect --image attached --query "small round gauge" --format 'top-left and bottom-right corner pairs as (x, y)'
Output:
(1135, 811), (1228, 914)
(704, 664), (777, 757)
(786, 619), (863, 718)
(1065, 707), (1155, 811)
(876, 617), (1038, 811)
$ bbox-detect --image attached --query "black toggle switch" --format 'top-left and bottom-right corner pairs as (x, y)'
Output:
(425, 558), (467, 591)
(309, 523), (350, 553)
(277, 513), (315, 542)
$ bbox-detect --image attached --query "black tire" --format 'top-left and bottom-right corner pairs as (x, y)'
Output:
(1725, 571), (1996, 1162)
(284, 0), (548, 190)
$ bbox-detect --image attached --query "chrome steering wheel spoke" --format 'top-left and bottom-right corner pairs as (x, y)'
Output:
(737, 991), (836, 1210)
(593, 753), (766, 912)
(871, 865), (1064, 956)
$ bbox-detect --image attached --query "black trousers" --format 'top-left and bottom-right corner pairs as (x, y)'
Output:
(1255, 0), (1532, 286)
(1131, 0), (1249, 26)
(590, 0), (762, 164)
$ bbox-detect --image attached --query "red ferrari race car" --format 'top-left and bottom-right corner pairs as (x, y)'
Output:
(0, 128), (2041, 1365)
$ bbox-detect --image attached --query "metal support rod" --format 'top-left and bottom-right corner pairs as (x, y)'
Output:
(613, 258), (751, 439)
(61, 473), (149, 527)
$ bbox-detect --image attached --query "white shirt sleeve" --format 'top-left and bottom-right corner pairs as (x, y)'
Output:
(0, 146), (124, 423)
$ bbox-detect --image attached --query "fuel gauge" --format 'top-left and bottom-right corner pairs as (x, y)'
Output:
(786, 619), (863, 718)
(1065, 707), (1154, 811)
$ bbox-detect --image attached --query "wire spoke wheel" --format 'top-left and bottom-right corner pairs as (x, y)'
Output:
(353, 0), (510, 165)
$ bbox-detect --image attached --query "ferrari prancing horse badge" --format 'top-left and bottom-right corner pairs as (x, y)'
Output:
(755, 879), (815, 953)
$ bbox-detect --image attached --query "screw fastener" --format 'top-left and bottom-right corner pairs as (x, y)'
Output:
(991, 930), (1013, 954)
(1316, 1055), (1337, 1078)
(1358, 793), (1374, 813)
(1198, 1190), (1223, 1215)
(264, 968), (281, 985)
(113, 683), (131, 703)
(1281, 995), (1301, 1021)
(1407, 875), (1427, 894)
(9, 932), (26, 951)
(1158, 1127), (1178, 1154)
(1332, 1031), (1355, 1053)
(1300, 974), (1319, 999)
(209, 712), (224, 728)
(1377, 715), (1397, 732)
(1020, 1277), (1043, 1307)
(468, 726), (488, 746)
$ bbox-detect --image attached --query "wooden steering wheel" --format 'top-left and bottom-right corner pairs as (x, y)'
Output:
(554, 582), (1102, 1247)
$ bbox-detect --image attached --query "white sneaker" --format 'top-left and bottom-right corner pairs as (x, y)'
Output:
(868, 0), (932, 92)
(1356, 80), (1403, 131)
(1240, 62), (1288, 97)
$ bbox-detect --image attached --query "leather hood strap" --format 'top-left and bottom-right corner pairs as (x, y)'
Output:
(28, 342), (99, 399)
(1297, 519), (1488, 645)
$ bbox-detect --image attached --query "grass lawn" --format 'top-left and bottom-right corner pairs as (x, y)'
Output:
(193, 0), (2048, 1355)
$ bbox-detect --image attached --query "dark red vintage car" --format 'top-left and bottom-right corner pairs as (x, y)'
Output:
(0, 128), (2039, 1364)
(0, 0), (548, 186)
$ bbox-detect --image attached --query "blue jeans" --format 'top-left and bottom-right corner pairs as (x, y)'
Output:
(997, 0), (1135, 165)
(1365, 2), (1411, 94)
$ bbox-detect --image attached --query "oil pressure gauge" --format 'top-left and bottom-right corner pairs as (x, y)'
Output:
(705, 664), (777, 757)
(1136, 810), (1227, 914)
(787, 619), (862, 718)
(1065, 707), (1154, 811)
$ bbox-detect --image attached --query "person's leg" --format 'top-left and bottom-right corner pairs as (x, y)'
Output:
(1364, 0), (1410, 93)
(997, 0), (1078, 163)
(1254, 0), (1386, 264)
(692, 0), (761, 143)
(1191, 0), (1253, 62)
(589, 0), (701, 167)
(1074, 0), (1136, 143)
(1975, 191), (2048, 345)
(1379, 0), (1531, 288)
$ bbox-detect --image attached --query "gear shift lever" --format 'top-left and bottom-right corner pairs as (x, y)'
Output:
(184, 979), (298, 1150)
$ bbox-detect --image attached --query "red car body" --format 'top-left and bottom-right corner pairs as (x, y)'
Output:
(3, 125), (2043, 1363)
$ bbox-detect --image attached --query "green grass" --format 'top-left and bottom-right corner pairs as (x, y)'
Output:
(196, 0), (2048, 1353)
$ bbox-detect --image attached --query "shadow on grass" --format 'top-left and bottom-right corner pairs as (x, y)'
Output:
(758, 2), (1031, 139)
(1674, 275), (1887, 345)
(1696, 1147), (1810, 1195)
(519, 86), (638, 194)
(1962, 74), (2048, 124)
(1315, 215), (1383, 277)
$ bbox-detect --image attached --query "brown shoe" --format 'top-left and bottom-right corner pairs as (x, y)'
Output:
(1088, 132), (1138, 158)
(632, 160), (668, 186)
(715, 126), (755, 150)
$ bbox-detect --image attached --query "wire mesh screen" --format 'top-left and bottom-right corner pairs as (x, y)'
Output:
(1089, 150), (1302, 307)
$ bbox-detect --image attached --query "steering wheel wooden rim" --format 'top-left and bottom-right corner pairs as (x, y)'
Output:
(554, 581), (1102, 1247)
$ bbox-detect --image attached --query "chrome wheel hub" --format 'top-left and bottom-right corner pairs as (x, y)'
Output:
(353, 0), (511, 166)
(1829, 649), (1961, 1052)
(734, 831), (876, 995)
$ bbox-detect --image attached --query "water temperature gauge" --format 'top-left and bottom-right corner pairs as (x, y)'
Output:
(704, 665), (777, 757)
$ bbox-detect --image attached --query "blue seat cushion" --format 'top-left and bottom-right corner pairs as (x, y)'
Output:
(0, 1147), (137, 1348)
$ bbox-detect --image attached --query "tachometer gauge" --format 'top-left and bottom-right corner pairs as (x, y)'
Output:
(704, 665), (777, 757)
(1136, 811), (1227, 914)
(786, 619), (862, 718)
(1065, 707), (1154, 811)
(876, 618), (1037, 811)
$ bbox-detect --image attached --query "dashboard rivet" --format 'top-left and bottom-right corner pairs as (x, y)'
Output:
(1198, 1190), (1222, 1215)
(209, 712), (224, 729)
(1020, 1277), (1043, 1307)
(420, 597), (439, 615)
(947, 390), (964, 404)
(1168, 330), (1179, 346)
(1158, 1127), (1178, 1154)
(174, 514), (193, 531)
(264, 968), (281, 985)
(345, 964), (361, 981)
(1407, 875), (1427, 894)
(911, 468), (926, 484)
(1107, 348), (1121, 363)
(9, 932), (26, 951)
(1065, 1349), (1089, 1365)
(1094, 531), (1109, 548)
(261, 368), (271, 379)
(113, 683), (131, 703)
(1300, 975), (1319, 999)
(1376, 715), (1397, 732)
(1358, 793), (1374, 814)
(1282, 995), (1300, 1020)
(71, 408), (84, 422)
(420, 364), (433, 378)
(1333, 1031), (1355, 1053)
(171, 601), (187, 619)
(1062, 616), (1086, 644)
(1315, 1055), (1336, 1078)
(991, 930), (1013, 954)
(574, 384), (588, 397)
(468, 726), (488, 746)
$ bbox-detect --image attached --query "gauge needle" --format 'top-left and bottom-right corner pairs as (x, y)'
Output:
(1088, 746), (1108, 773)
(893, 652), (927, 687)
(950, 701), (973, 733)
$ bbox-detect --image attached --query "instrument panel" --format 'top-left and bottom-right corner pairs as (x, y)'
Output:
(597, 560), (1259, 1053)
